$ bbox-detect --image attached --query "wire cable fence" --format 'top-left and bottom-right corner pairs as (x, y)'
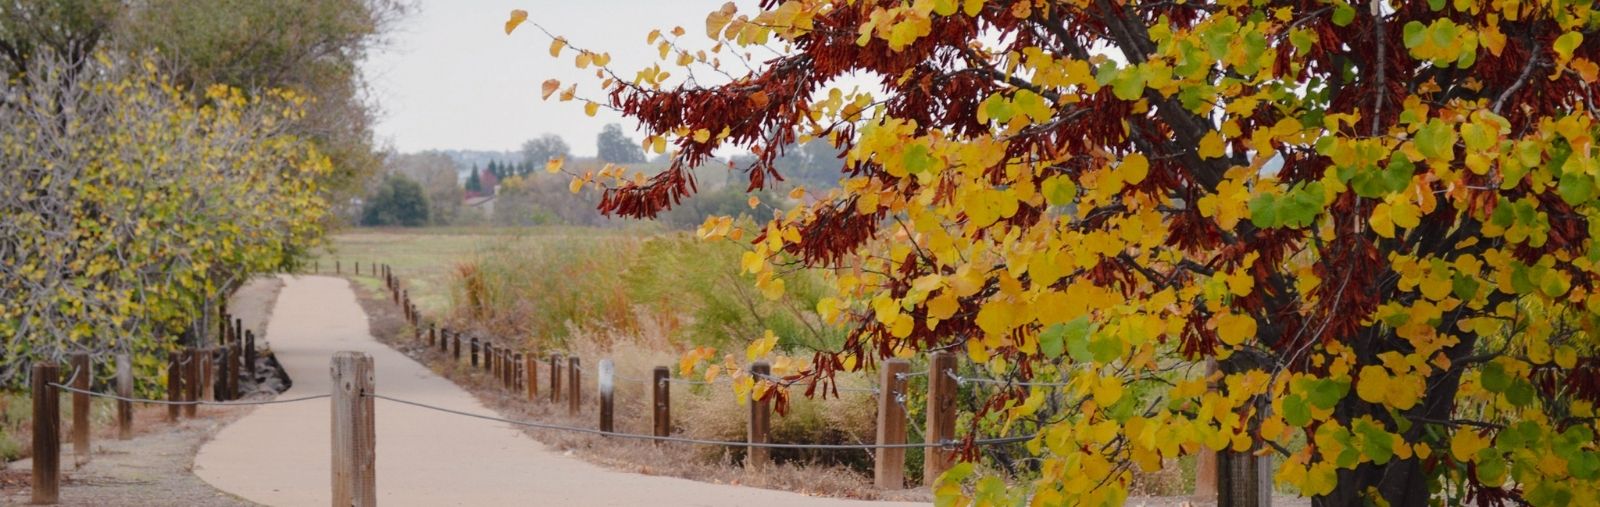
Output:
(47, 382), (330, 406)
(366, 392), (1034, 450)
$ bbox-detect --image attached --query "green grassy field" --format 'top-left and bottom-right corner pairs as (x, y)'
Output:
(310, 226), (634, 316)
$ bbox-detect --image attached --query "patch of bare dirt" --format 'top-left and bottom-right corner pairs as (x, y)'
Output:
(0, 405), (258, 506)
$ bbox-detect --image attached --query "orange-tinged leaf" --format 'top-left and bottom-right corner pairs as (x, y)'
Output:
(549, 37), (566, 57)
(545, 156), (564, 173)
(1214, 311), (1256, 346)
(540, 79), (560, 100)
(505, 10), (528, 35)
(584, 101), (599, 117)
(1120, 153), (1149, 184)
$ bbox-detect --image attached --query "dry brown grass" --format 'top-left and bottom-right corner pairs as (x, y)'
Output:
(353, 280), (932, 501)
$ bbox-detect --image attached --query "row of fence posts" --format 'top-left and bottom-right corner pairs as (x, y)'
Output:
(372, 263), (961, 490)
(30, 307), (261, 504)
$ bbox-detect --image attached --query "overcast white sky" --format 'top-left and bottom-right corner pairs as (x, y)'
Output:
(362, 0), (752, 157)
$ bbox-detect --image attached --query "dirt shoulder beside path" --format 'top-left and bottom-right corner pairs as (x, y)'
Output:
(0, 276), (286, 506)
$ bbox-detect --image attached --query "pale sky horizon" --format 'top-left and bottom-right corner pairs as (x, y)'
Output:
(362, 0), (754, 158)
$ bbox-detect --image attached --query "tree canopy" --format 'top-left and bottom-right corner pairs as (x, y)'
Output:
(362, 174), (431, 227)
(520, 1), (1600, 505)
(597, 123), (646, 163)
(0, 54), (330, 387)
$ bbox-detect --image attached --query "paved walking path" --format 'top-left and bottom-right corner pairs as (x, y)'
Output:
(194, 275), (924, 506)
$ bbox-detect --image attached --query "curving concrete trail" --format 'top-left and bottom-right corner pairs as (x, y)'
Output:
(194, 275), (924, 506)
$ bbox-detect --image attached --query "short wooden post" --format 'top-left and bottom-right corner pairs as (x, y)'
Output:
(220, 315), (231, 345)
(116, 353), (133, 440)
(232, 343), (245, 397)
(336, 260), (341, 274)
(550, 354), (563, 403)
(652, 366), (670, 442)
(568, 356), (581, 414)
(32, 361), (60, 504)
(484, 341), (493, 373)
(167, 353), (182, 422)
(507, 351), (517, 389)
(511, 352), (522, 390)
(200, 347), (214, 402)
(748, 361), (771, 471)
(184, 349), (199, 418)
(876, 359), (910, 489)
(598, 359), (614, 432)
(470, 337), (479, 368)
(354, 261), (359, 275)
(525, 354), (539, 401)
(925, 351), (957, 485)
(428, 324), (437, 348)
(331, 351), (376, 507)
(234, 319), (243, 350)
(451, 331), (461, 359)
(69, 352), (91, 463)
(244, 330), (257, 383)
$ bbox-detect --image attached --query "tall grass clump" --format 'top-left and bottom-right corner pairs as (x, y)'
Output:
(449, 231), (841, 355)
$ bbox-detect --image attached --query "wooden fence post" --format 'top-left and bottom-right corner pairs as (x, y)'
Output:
(69, 352), (91, 464)
(549, 354), (563, 403)
(116, 353), (133, 440)
(568, 356), (581, 415)
(483, 341), (493, 373)
(598, 359), (614, 432)
(184, 349), (199, 418)
(925, 351), (957, 486)
(201, 347), (214, 402)
(652, 366), (670, 443)
(748, 361), (772, 471)
(244, 330), (257, 383)
(234, 319), (243, 350)
(876, 359), (910, 489)
(451, 332), (461, 360)
(428, 324), (437, 348)
(32, 361), (60, 504)
(167, 353), (181, 422)
(511, 352), (521, 391)
(525, 354), (539, 401)
(331, 351), (376, 507)
(470, 337), (479, 368)
(336, 260), (341, 274)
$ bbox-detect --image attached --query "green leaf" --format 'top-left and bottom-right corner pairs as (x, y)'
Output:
(1249, 193), (1279, 228)
(1038, 323), (1065, 359)
(1283, 394), (1312, 427)
(1556, 32), (1584, 62)
(1403, 21), (1427, 49)
(902, 144), (936, 175)
(1481, 360), (1510, 392)
(1559, 171), (1595, 205)
(1065, 316), (1095, 363)
(1416, 119), (1457, 160)
(1042, 176), (1077, 206)
(1307, 378), (1350, 409)
(1331, 4), (1356, 26)
(1505, 379), (1536, 406)
(1088, 335), (1121, 363)
(1111, 66), (1146, 101)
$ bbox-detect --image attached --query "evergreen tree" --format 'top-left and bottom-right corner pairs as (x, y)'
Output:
(465, 167), (482, 194)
